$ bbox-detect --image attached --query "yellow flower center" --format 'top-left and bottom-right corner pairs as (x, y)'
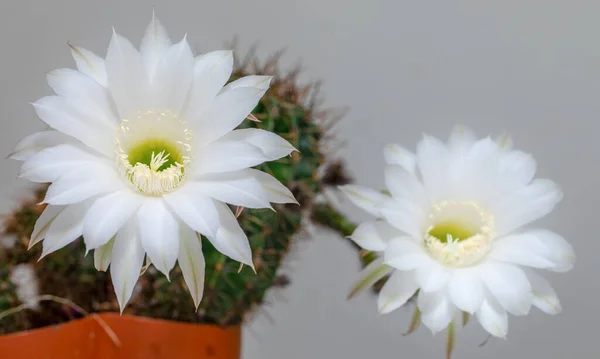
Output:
(424, 200), (494, 267)
(115, 110), (192, 196)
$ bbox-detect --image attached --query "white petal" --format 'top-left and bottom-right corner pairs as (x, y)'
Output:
(32, 96), (115, 156)
(163, 186), (219, 238)
(29, 205), (65, 249)
(479, 262), (532, 316)
(448, 268), (484, 314)
(384, 164), (427, 206)
(490, 230), (575, 272)
(419, 290), (456, 334)
(105, 30), (148, 119)
(222, 75), (272, 92)
(192, 141), (267, 175)
(192, 172), (272, 209)
(47, 68), (117, 126)
(194, 87), (265, 145)
(140, 14), (172, 79)
(20, 144), (106, 183)
(218, 129), (296, 161)
(137, 198), (179, 278)
(43, 165), (124, 205)
(209, 200), (254, 267)
(178, 226), (205, 309)
(350, 221), (390, 252)
(149, 37), (194, 114)
(416, 134), (449, 201)
(383, 144), (417, 174)
(384, 237), (431, 270)
(110, 219), (145, 312)
(94, 237), (115, 271)
(378, 270), (419, 314)
(379, 200), (424, 238)
(183, 50), (233, 119)
(245, 169), (297, 204)
(348, 258), (393, 299)
(476, 294), (508, 339)
(41, 201), (91, 258)
(415, 261), (451, 292)
(69, 45), (107, 86)
(338, 184), (389, 217)
(498, 150), (536, 188)
(524, 269), (562, 315)
(447, 125), (477, 151)
(493, 179), (563, 235)
(83, 190), (144, 250)
(9, 131), (75, 161)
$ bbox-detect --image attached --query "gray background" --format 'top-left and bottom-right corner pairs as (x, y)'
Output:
(0, 0), (596, 358)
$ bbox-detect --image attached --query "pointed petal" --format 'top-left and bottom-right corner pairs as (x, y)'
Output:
(379, 200), (424, 238)
(32, 96), (115, 156)
(448, 268), (484, 314)
(94, 236), (115, 271)
(137, 198), (179, 278)
(43, 165), (124, 205)
(490, 230), (575, 272)
(476, 294), (508, 339)
(338, 184), (389, 217)
(348, 258), (393, 299)
(163, 185), (219, 238)
(524, 269), (561, 315)
(350, 220), (398, 252)
(245, 169), (297, 204)
(184, 50), (233, 120)
(384, 164), (427, 206)
(479, 262), (532, 316)
(110, 219), (145, 312)
(29, 205), (65, 249)
(419, 290), (456, 334)
(194, 87), (265, 145)
(149, 37), (194, 114)
(192, 172), (272, 209)
(140, 14), (172, 79)
(218, 129), (296, 161)
(83, 190), (144, 250)
(9, 131), (76, 161)
(47, 68), (117, 126)
(69, 45), (107, 86)
(416, 135), (450, 201)
(221, 75), (272, 92)
(493, 179), (563, 235)
(383, 144), (417, 174)
(41, 201), (91, 258)
(415, 261), (451, 292)
(192, 140), (267, 175)
(384, 237), (431, 270)
(378, 270), (419, 314)
(105, 30), (147, 118)
(178, 226), (205, 308)
(20, 144), (107, 183)
(209, 200), (253, 267)
(447, 125), (477, 151)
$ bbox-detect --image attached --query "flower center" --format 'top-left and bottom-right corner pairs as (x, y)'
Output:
(424, 200), (494, 267)
(115, 110), (192, 196)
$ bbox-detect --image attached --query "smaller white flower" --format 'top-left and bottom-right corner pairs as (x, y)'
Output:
(342, 126), (574, 342)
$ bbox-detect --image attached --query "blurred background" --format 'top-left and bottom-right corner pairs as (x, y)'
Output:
(0, 0), (596, 358)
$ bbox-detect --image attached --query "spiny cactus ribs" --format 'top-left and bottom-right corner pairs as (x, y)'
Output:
(0, 53), (357, 334)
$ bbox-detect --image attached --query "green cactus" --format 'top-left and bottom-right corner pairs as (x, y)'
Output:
(0, 53), (361, 333)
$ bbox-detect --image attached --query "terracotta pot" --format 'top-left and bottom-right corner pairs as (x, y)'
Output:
(0, 313), (241, 359)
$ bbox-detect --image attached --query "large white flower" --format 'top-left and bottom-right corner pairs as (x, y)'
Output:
(342, 127), (574, 340)
(10, 15), (297, 311)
